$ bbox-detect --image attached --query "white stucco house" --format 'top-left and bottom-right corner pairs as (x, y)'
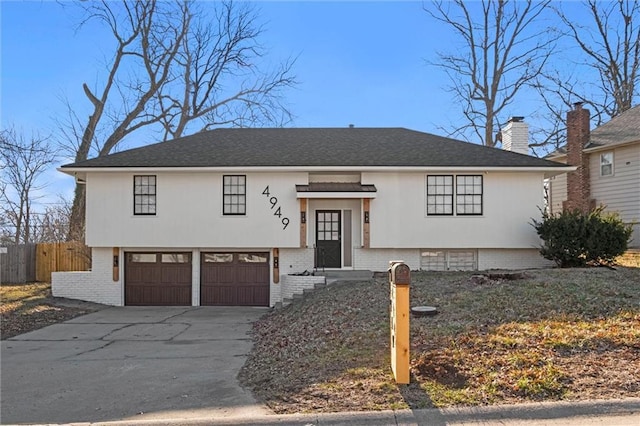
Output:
(53, 126), (572, 307)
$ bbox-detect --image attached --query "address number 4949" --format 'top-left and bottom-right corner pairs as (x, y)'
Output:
(262, 186), (290, 230)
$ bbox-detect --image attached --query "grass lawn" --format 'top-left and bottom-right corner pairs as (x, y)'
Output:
(0, 282), (102, 339)
(239, 267), (640, 413)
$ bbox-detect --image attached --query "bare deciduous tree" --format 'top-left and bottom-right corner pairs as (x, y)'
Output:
(33, 197), (73, 243)
(60, 0), (296, 240)
(557, 0), (640, 118)
(0, 127), (58, 244)
(425, 0), (553, 147)
(62, 0), (188, 240)
(531, 0), (639, 153)
(157, 1), (296, 139)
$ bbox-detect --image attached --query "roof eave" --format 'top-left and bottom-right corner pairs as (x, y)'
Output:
(58, 168), (88, 183)
(59, 165), (574, 174)
(545, 138), (639, 159)
(544, 166), (577, 179)
(583, 138), (640, 153)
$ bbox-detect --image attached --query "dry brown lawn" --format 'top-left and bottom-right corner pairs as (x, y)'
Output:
(1, 282), (103, 339)
(239, 266), (640, 413)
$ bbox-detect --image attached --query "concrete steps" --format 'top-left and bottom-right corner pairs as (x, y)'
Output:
(274, 271), (372, 309)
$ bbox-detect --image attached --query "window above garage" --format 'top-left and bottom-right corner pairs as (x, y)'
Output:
(223, 175), (246, 215)
(133, 175), (156, 215)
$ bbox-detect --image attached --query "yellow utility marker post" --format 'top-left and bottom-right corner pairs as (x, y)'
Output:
(389, 260), (410, 384)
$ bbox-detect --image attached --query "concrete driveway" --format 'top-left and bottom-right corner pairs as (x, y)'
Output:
(0, 306), (270, 424)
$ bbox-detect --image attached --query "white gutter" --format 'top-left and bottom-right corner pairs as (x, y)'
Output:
(59, 165), (575, 175)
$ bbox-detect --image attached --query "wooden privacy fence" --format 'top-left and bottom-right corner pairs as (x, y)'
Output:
(0, 242), (91, 284)
(0, 244), (36, 284)
(35, 242), (91, 282)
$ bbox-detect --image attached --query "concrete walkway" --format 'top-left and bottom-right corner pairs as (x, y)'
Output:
(0, 306), (270, 424)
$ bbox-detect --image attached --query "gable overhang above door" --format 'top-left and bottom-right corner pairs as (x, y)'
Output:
(296, 182), (377, 199)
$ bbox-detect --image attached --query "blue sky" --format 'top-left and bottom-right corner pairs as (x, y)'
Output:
(1, 1), (590, 201)
(1, 1), (453, 138)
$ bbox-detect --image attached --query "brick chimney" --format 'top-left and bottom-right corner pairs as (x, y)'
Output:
(501, 116), (529, 155)
(563, 102), (594, 212)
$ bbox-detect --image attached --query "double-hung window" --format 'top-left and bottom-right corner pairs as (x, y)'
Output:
(456, 175), (483, 215)
(600, 152), (613, 176)
(133, 175), (156, 215)
(426, 175), (454, 215)
(223, 175), (246, 215)
(427, 175), (482, 216)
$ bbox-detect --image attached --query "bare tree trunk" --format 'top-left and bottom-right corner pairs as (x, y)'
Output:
(60, 1), (295, 241)
(68, 184), (86, 242)
(63, 0), (187, 240)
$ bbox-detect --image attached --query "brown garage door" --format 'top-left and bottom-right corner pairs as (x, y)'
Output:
(200, 252), (269, 306)
(125, 252), (192, 306)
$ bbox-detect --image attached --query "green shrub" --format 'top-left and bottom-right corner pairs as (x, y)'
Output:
(532, 206), (633, 267)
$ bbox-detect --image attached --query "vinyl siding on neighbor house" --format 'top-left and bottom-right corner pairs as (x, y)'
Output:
(548, 171), (567, 214)
(589, 144), (640, 224)
(547, 144), (640, 247)
(590, 144), (640, 247)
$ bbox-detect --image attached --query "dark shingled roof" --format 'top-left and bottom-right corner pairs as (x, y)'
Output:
(62, 127), (567, 169)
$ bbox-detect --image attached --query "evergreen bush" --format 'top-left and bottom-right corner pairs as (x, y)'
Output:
(532, 206), (633, 267)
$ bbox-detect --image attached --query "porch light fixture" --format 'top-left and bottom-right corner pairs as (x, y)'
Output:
(364, 211), (370, 223)
(301, 211), (306, 224)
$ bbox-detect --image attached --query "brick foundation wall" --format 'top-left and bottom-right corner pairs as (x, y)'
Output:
(275, 248), (316, 304)
(477, 248), (551, 270)
(51, 246), (553, 307)
(280, 275), (325, 300)
(191, 249), (200, 306)
(279, 248), (316, 275)
(354, 248), (421, 271)
(52, 247), (122, 306)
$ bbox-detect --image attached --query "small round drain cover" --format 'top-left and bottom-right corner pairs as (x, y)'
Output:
(411, 306), (438, 317)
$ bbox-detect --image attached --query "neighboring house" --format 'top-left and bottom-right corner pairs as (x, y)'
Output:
(547, 103), (640, 248)
(53, 126), (572, 307)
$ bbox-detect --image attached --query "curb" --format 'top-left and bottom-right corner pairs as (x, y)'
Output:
(59, 398), (640, 426)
